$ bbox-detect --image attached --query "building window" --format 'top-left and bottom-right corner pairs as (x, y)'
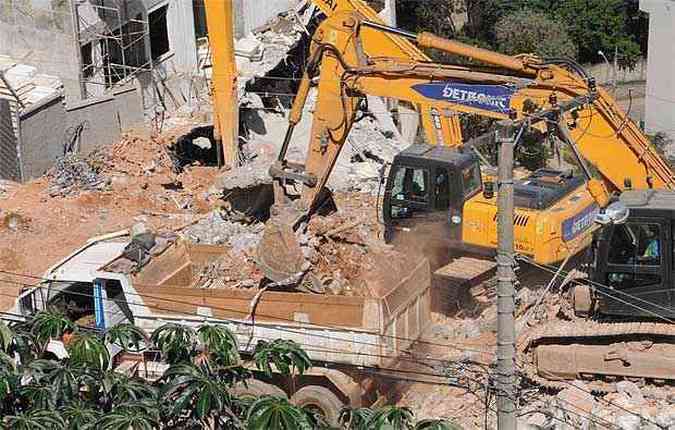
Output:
(149, 5), (170, 60)
(81, 42), (93, 78)
(193, 0), (207, 39)
(104, 13), (148, 87)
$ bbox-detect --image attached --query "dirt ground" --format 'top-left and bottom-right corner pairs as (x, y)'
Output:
(0, 127), (219, 311)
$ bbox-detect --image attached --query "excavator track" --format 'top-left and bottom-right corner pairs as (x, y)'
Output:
(518, 319), (675, 393)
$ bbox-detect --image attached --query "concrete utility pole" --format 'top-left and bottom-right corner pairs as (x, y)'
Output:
(203, 0), (239, 168)
(496, 121), (517, 430)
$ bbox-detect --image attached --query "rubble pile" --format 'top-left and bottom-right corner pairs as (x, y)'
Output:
(183, 210), (265, 253)
(180, 192), (411, 298)
(46, 153), (110, 197)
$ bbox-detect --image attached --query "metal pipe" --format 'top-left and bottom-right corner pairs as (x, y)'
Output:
(361, 20), (534, 75)
(417, 32), (532, 74)
(496, 120), (517, 430)
(277, 125), (296, 162)
(361, 20), (417, 39)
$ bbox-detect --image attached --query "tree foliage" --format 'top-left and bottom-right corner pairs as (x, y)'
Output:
(388, 0), (646, 67)
(0, 315), (466, 429)
(495, 9), (577, 59)
(464, 0), (644, 66)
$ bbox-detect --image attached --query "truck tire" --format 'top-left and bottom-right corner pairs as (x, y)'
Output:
(291, 385), (344, 426)
(231, 379), (287, 399)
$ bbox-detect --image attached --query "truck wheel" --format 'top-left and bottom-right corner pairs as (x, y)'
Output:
(291, 385), (344, 426)
(231, 379), (287, 399)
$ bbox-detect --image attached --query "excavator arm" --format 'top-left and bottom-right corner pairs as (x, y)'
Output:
(258, 9), (675, 281)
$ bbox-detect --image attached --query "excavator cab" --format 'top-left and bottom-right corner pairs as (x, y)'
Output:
(383, 144), (482, 267)
(584, 190), (675, 318)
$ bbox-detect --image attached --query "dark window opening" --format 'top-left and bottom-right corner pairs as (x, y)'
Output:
(81, 42), (93, 78)
(149, 5), (170, 60)
(49, 282), (96, 327)
(193, 0), (207, 39)
(104, 279), (134, 323)
(104, 13), (148, 87)
(391, 167), (429, 203)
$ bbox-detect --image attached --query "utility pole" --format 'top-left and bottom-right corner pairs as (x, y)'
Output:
(496, 120), (517, 430)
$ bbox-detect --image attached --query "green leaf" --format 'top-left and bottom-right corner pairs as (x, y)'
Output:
(27, 359), (87, 405)
(339, 406), (374, 429)
(197, 323), (240, 366)
(253, 339), (311, 378)
(150, 323), (197, 365)
(104, 323), (148, 353)
(96, 402), (159, 430)
(4, 409), (66, 430)
(247, 396), (312, 430)
(367, 405), (415, 430)
(62, 400), (101, 430)
(19, 383), (56, 409)
(0, 320), (13, 352)
(30, 310), (76, 346)
(160, 363), (236, 423)
(66, 332), (110, 371)
(415, 418), (465, 430)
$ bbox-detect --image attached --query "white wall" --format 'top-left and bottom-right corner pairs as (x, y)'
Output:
(233, 0), (299, 38)
(640, 0), (675, 139)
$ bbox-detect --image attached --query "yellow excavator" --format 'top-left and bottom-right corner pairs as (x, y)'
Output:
(205, 1), (675, 386)
(253, 5), (675, 281)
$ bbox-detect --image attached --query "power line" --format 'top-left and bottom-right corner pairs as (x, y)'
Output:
(0, 272), (493, 360)
(517, 255), (675, 324)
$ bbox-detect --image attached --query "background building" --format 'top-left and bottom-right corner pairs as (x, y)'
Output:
(640, 0), (675, 142)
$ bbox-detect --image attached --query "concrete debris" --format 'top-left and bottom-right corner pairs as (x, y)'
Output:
(556, 381), (597, 422)
(46, 153), (109, 197)
(237, 19), (304, 93)
(615, 415), (641, 430)
(616, 381), (646, 406)
(235, 35), (264, 61)
(182, 210), (265, 252)
(0, 55), (63, 108)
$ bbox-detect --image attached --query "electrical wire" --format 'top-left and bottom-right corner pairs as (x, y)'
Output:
(517, 256), (675, 324)
(0, 274), (493, 363)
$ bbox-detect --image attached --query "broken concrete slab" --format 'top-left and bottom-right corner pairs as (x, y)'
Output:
(236, 34), (264, 61)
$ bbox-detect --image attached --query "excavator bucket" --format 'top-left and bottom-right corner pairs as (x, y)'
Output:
(256, 218), (306, 282)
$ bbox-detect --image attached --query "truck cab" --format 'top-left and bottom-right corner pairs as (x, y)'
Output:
(589, 190), (675, 318)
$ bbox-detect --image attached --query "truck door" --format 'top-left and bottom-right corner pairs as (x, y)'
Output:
(598, 218), (672, 317)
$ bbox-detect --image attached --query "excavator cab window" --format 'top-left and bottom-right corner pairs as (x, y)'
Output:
(462, 164), (481, 199)
(389, 167), (429, 218)
(608, 223), (661, 266)
(435, 168), (451, 211)
(595, 218), (671, 317)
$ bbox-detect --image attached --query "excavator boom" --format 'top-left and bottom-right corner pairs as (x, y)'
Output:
(258, 9), (675, 281)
